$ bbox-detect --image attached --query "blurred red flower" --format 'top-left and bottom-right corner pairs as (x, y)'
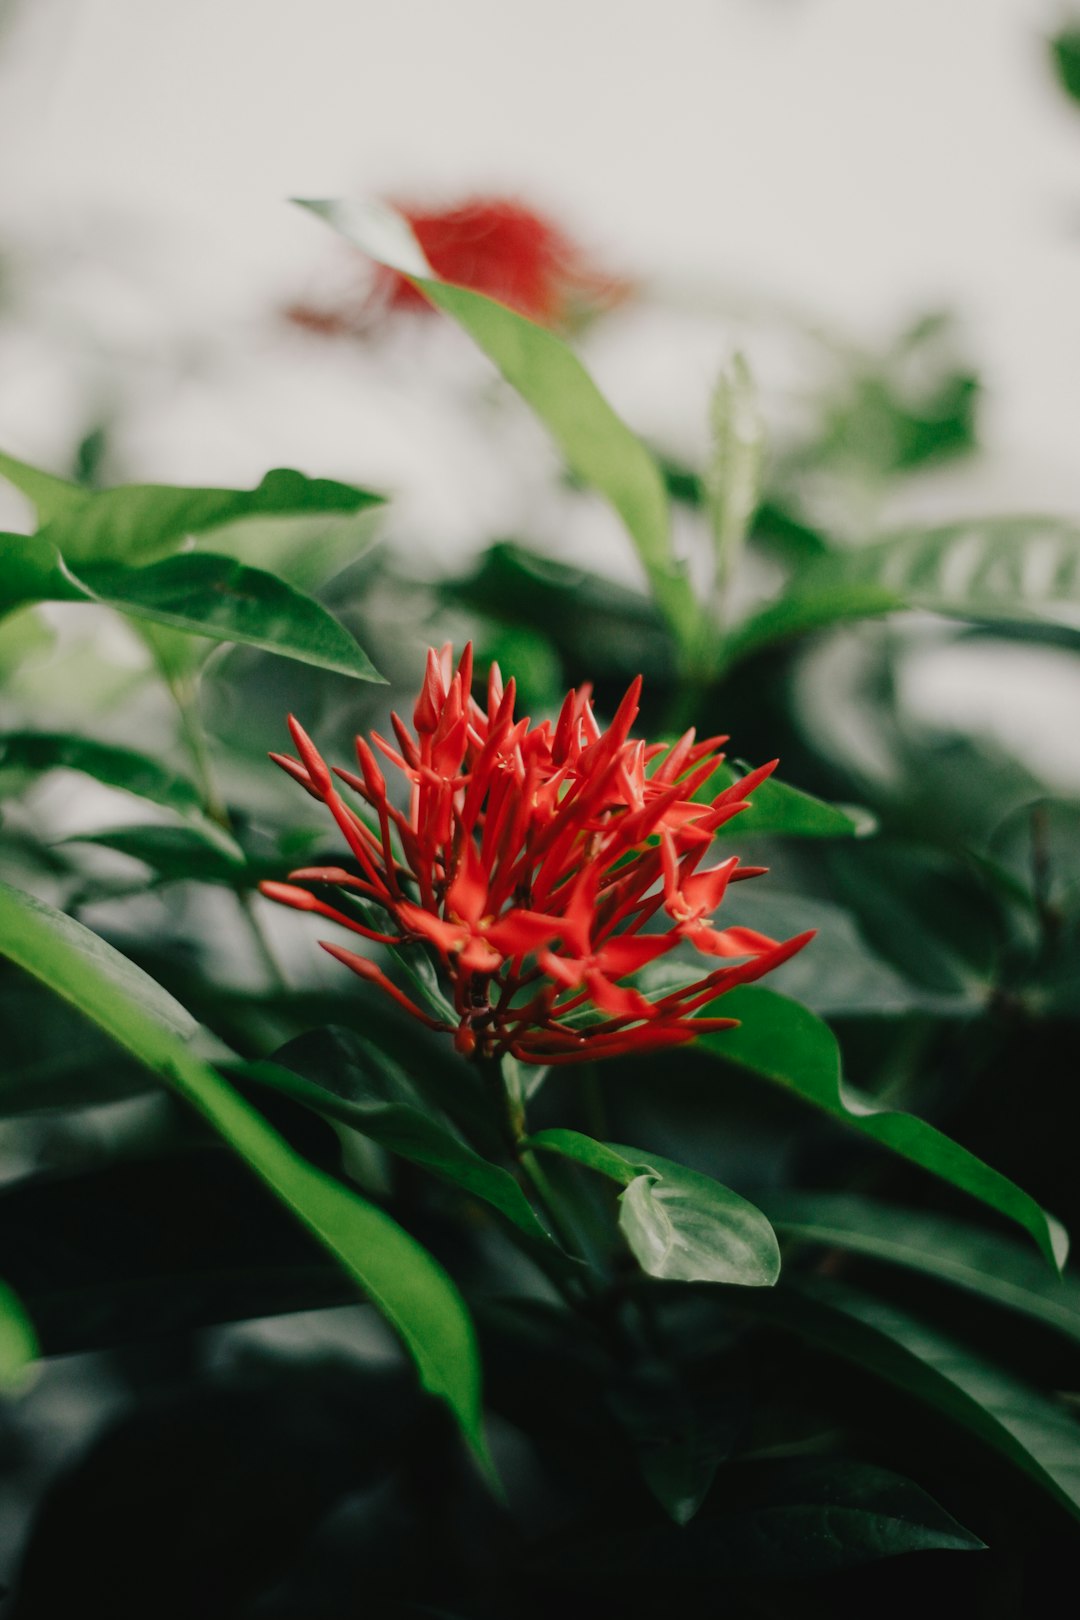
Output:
(262, 646), (811, 1065)
(285, 196), (629, 334)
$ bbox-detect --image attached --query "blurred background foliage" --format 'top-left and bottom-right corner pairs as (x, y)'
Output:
(2, 3), (1080, 1616)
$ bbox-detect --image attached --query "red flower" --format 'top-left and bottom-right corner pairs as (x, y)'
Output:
(285, 196), (629, 335)
(261, 646), (813, 1065)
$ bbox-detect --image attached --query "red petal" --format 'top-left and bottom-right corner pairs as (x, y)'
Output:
(446, 838), (489, 925)
(285, 716), (332, 793)
(487, 908), (564, 958)
(584, 970), (655, 1019)
(595, 933), (678, 978)
(413, 647), (446, 735)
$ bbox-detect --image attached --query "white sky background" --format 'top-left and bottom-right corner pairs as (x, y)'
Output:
(2, 0), (1080, 779)
(2, 0), (1079, 479)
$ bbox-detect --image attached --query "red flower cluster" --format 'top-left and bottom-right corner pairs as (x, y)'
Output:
(285, 196), (628, 335)
(261, 647), (812, 1066)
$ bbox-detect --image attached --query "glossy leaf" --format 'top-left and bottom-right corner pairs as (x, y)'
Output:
(0, 530), (86, 617)
(83, 552), (385, 680)
(297, 198), (702, 655)
(0, 1276), (38, 1389)
(726, 516), (1080, 667)
(528, 1130), (780, 1287)
(240, 1056), (554, 1246)
(0, 732), (202, 815)
(708, 759), (865, 839)
(762, 1192), (1080, 1347)
(0, 879), (486, 1460)
(0, 452), (383, 567)
(2, 534), (384, 680)
(763, 1277), (1080, 1523)
(700, 986), (1068, 1271)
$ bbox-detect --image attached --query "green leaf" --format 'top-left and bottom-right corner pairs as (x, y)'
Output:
(705, 353), (765, 593)
(2, 532), (384, 682)
(1051, 28), (1080, 108)
(0, 732), (202, 815)
(708, 759), (865, 839)
(83, 552), (385, 680)
(0, 453), (383, 567)
(700, 986), (1068, 1272)
(0, 449), (84, 526)
(60, 822), (248, 884)
(0, 530), (87, 617)
(607, 1380), (741, 1525)
(763, 1277), (1080, 1523)
(239, 1054), (554, 1246)
(0, 879), (486, 1460)
(296, 198), (701, 658)
(762, 1192), (1080, 1347)
(528, 1130), (780, 1287)
(726, 517), (1080, 668)
(0, 1277), (39, 1390)
(531, 1459), (982, 1578)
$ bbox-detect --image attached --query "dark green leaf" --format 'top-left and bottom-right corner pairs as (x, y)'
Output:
(762, 1192), (1080, 1347)
(2, 533), (384, 681)
(528, 1130), (780, 1287)
(297, 198), (702, 656)
(0, 530), (87, 617)
(0, 879), (486, 1461)
(83, 552), (385, 680)
(61, 822), (248, 884)
(0, 732), (202, 815)
(239, 1055), (554, 1246)
(700, 986), (1068, 1271)
(0, 1276), (38, 1388)
(762, 1277), (1080, 1523)
(827, 840), (1005, 995)
(709, 759), (865, 839)
(532, 1459), (982, 1579)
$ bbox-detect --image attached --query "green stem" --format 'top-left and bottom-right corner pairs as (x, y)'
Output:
(239, 889), (288, 993)
(167, 670), (229, 829)
(165, 667), (286, 993)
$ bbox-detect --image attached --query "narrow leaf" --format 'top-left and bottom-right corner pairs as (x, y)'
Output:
(240, 1057), (554, 1245)
(705, 353), (765, 590)
(701, 986), (1068, 1272)
(296, 198), (701, 655)
(763, 1277), (1080, 1523)
(61, 823), (248, 883)
(0, 1277), (39, 1389)
(0, 880), (486, 1459)
(763, 1192), (1080, 1347)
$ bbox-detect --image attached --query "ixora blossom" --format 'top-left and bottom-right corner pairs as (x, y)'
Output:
(261, 647), (812, 1066)
(285, 196), (628, 335)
